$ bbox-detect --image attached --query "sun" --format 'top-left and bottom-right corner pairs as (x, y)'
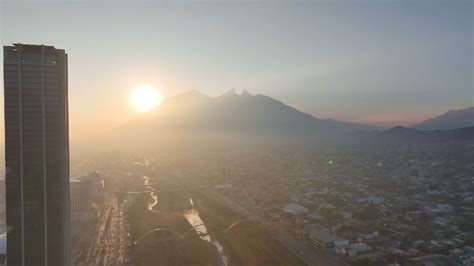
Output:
(131, 85), (162, 112)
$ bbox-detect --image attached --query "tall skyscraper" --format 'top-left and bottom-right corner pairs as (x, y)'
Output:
(3, 44), (70, 265)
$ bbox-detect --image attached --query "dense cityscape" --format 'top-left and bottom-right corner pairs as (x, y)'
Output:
(1, 1), (473, 265)
(1, 42), (473, 266)
(61, 137), (474, 265)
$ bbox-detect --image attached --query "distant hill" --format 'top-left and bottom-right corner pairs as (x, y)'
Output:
(110, 89), (374, 142)
(414, 107), (474, 130)
(86, 93), (474, 151)
(356, 125), (474, 144)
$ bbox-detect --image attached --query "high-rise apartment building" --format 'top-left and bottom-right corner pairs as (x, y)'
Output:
(3, 44), (70, 265)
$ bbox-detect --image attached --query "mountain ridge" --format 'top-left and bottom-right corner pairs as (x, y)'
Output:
(90, 91), (474, 151)
(355, 125), (474, 144)
(115, 89), (375, 140)
(414, 107), (474, 130)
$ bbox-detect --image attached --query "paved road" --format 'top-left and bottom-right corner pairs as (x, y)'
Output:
(81, 194), (131, 266)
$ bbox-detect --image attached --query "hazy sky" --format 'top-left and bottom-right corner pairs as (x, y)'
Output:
(1, 0), (473, 139)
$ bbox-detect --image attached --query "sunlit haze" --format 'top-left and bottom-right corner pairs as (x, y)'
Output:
(0, 0), (472, 141)
(131, 85), (162, 112)
(0, 1), (473, 266)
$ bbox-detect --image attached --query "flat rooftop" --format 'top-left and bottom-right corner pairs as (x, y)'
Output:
(310, 230), (347, 242)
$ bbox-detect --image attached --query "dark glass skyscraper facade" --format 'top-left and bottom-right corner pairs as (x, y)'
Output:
(3, 44), (70, 265)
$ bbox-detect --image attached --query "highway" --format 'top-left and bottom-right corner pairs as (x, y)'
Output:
(81, 194), (131, 265)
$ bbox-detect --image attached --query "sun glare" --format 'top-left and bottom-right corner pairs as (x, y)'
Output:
(131, 85), (161, 112)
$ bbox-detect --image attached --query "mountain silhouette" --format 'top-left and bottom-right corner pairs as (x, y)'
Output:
(414, 107), (474, 130)
(357, 125), (474, 144)
(117, 89), (373, 140)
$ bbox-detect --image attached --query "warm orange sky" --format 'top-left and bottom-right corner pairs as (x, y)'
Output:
(1, 1), (472, 141)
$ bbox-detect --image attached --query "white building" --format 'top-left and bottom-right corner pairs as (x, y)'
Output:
(359, 196), (385, 205)
(283, 203), (308, 215)
(309, 229), (349, 248)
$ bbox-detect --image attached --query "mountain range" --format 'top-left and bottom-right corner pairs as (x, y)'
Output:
(102, 90), (473, 147)
(117, 89), (374, 138)
(414, 107), (474, 130)
(358, 125), (474, 144)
